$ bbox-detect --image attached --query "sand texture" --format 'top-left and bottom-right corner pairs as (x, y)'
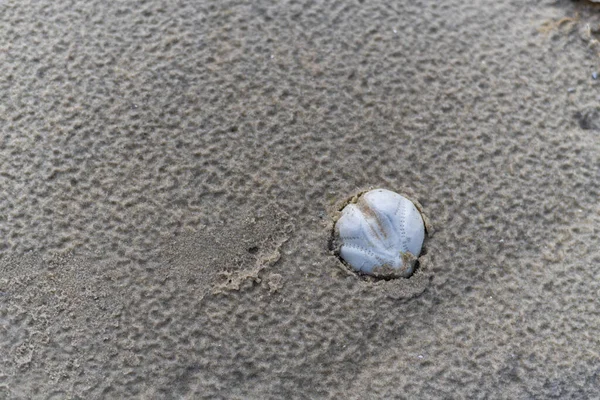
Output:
(1, 0), (600, 398)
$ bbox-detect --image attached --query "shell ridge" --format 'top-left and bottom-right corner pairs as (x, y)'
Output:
(341, 243), (375, 258)
(348, 209), (370, 250)
(399, 200), (409, 253)
(341, 242), (395, 267)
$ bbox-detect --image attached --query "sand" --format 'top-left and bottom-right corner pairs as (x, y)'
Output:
(1, 0), (599, 398)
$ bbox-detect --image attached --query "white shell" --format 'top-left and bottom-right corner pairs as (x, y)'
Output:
(335, 189), (425, 278)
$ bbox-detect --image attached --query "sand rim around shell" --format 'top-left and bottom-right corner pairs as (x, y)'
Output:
(330, 188), (434, 286)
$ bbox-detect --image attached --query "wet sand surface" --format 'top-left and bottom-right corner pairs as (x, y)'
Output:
(1, 0), (599, 398)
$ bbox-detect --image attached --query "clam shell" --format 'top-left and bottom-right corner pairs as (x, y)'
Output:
(335, 189), (425, 278)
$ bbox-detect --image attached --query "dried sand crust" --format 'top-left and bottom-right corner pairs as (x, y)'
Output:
(1, 0), (600, 398)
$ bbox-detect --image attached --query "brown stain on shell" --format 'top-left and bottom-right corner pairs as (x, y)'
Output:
(356, 195), (389, 241)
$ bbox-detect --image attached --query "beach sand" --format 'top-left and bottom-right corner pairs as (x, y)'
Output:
(1, 0), (599, 398)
